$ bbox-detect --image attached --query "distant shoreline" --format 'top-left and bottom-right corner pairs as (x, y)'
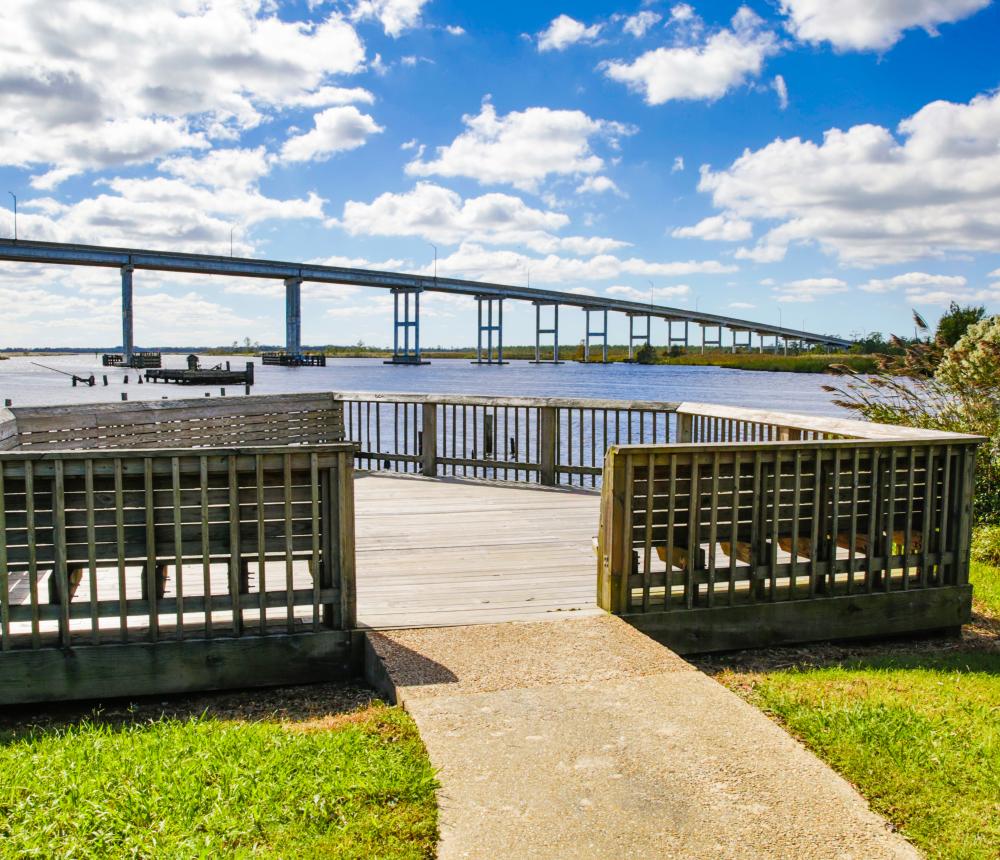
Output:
(1, 348), (875, 374)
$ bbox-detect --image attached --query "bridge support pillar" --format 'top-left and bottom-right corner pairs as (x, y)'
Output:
(284, 277), (302, 357)
(701, 324), (722, 354)
(472, 296), (506, 364)
(627, 313), (651, 359)
(530, 302), (563, 364)
(731, 328), (752, 353)
(385, 287), (429, 365)
(121, 264), (134, 363)
(584, 308), (608, 363)
(667, 319), (689, 350)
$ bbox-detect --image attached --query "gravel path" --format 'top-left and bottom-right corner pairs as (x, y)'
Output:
(368, 616), (919, 860)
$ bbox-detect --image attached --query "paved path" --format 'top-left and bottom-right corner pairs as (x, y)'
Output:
(367, 616), (918, 860)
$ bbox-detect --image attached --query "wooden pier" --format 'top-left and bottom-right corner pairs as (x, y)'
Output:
(260, 352), (327, 367)
(102, 351), (162, 368)
(145, 359), (254, 386)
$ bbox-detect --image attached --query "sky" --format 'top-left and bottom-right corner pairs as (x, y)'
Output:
(1, 0), (999, 349)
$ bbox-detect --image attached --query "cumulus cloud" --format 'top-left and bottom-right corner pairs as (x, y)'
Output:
(351, 0), (431, 37)
(405, 100), (633, 191)
(774, 277), (849, 302)
(602, 6), (779, 105)
(672, 156), (685, 172)
(423, 242), (736, 285)
(772, 75), (789, 110)
(699, 89), (1000, 266)
(859, 272), (967, 293)
(279, 106), (383, 162)
(672, 215), (753, 242)
(0, 0), (366, 182)
(907, 286), (1000, 305)
(331, 183), (629, 255)
(537, 15), (603, 51)
(607, 284), (691, 300)
(622, 11), (662, 38)
(779, 0), (990, 52)
(575, 176), (623, 195)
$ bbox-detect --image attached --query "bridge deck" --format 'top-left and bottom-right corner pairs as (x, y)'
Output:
(355, 472), (602, 628)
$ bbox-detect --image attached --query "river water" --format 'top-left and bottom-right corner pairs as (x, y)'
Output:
(0, 353), (849, 417)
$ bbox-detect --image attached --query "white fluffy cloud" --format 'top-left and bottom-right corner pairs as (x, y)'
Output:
(424, 242), (736, 285)
(772, 75), (789, 110)
(907, 286), (1000, 305)
(279, 106), (383, 163)
(0, 0), (366, 183)
(575, 176), (623, 195)
(623, 11), (662, 38)
(351, 0), (431, 37)
(859, 272), (967, 293)
(607, 284), (690, 300)
(701, 89), (1000, 266)
(537, 15), (603, 51)
(774, 278), (849, 302)
(603, 7), (779, 105)
(779, 0), (990, 52)
(405, 101), (632, 191)
(672, 215), (753, 242)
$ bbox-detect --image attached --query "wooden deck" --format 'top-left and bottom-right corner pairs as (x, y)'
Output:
(355, 473), (602, 628)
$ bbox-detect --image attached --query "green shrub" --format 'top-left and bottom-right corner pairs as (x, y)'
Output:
(634, 343), (657, 364)
(971, 526), (1000, 566)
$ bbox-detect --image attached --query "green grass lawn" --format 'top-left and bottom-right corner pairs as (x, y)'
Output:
(713, 562), (1000, 860)
(0, 699), (437, 859)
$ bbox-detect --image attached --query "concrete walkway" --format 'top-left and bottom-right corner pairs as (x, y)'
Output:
(366, 616), (918, 860)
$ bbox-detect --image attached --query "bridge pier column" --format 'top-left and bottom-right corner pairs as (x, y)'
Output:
(667, 319), (689, 351)
(701, 324), (722, 354)
(385, 287), (429, 365)
(121, 264), (134, 363)
(584, 308), (608, 363)
(530, 302), (563, 364)
(472, 296), (506, 364)
(627, 313), (651, 359)
(284, 277), (302, 357)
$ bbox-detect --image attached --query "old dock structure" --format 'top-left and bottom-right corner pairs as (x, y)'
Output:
(144, 357), (255, 386)
(0, 391), (980, 704)
(0, 239), (850, 367)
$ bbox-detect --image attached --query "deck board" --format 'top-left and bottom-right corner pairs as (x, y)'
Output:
(355, 473), (602, 628)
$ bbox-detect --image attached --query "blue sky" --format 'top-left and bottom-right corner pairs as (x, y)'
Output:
(1, 0), (999, 348)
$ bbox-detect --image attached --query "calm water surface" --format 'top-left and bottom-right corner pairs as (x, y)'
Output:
(0, 354), (848, 417)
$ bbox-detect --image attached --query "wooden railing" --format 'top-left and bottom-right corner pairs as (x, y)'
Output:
(10, 392), (344, 450)
(337, 393), (679, 488)
(1, 399), (357, 703)
(597, 404), (980, 652)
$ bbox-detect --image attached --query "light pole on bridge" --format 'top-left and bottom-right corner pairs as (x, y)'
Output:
(7, 192), (15, 241)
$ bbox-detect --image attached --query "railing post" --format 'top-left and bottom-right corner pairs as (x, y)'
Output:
(421, 404), (438, 476)
(677, 412), (693, 443)
(540, 406), (558, 485)
(597, 449), (628, 613)
(954, 443), (977, 586)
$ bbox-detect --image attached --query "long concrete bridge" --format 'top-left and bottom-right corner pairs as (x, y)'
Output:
(0, 239), (851, 362)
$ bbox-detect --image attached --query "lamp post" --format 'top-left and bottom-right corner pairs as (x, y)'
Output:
(230, 225), (234, 257)
(429, 244), (437, 282)
(7, 192), (15, 241)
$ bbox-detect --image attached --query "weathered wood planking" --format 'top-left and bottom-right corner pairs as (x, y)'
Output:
(10, 393), (344, 450)
(353, 473), (602, 628)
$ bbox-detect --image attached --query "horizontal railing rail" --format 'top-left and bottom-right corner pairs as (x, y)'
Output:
(9, 392), (344, 450)
(335, 392), (681, 489)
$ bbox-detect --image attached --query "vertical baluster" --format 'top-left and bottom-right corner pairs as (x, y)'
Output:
(829, 449), (841, 594)
(143, 458), (159, 642)
(808, 450), (822, 598)
(114, 459), (127, 642)
(85, 460), (99, 645)
(903, 447), (915, 590)
(865, 449), (880, 593)
(25, 460), (39, 648)
(938, 445), (952, 584)
(885, 448), (898, 591)
(666, 455), (677, 609)
(642, 453), (654, 612)
(749, 452), (763, 603)
(920, 446), (935, 587)
(707, 452), (720, 608)
(768, 452), (781, 601)
(790, 450), (801, 599)
(53, 460), (70, 648)
(200, 456), (212, 637)
(685, 454), (700, 609)
(847, 448), (860, 594)
(621, 456), (635, 612)
(256, 454), (267, 634)
(728, 453), (740, 606)
(227, 457), (242, 636)
(310, 453), (321, 631)
(172, 456), (184, 640)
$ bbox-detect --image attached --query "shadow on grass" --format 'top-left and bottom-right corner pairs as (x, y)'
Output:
(0, 680), (379, 741)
